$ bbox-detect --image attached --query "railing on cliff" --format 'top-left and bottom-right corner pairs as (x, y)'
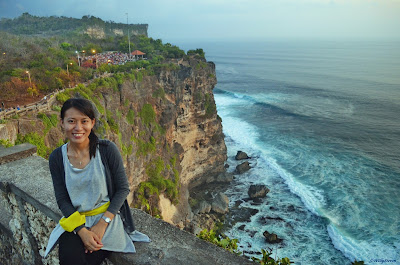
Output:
(0, 72), (112, 120)
(0, 91), (59, 120)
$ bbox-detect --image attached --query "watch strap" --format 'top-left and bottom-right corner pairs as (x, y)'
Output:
(102, 215), (111, 223)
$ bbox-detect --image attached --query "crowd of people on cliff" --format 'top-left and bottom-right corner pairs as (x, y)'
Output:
(83, 51), (139, 67)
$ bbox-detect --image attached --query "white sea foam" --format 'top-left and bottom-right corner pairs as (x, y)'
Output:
(217, 95), (327, 217)
(328, 224), (400, 263)
(260, 154), (326, 216)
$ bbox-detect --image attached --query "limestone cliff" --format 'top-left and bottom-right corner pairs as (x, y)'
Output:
(0, 13), (148, 38)
(0, 56), (227, 227)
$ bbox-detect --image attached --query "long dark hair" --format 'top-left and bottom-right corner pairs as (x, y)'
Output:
(60, 98), (98, 158)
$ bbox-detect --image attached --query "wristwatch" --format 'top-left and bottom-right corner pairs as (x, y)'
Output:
(102, 215), (112, 224)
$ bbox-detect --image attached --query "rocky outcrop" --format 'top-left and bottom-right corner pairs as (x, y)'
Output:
(0, 121), (18, 143)
(84, 26), (106, 39)
(197, 201), (211, 214)
(235, 151), (249, 160)
(263, 231), (283, 244)
(236, 161), (251, 174)
(248, 184), (269, 199)
(211, 193), (229, 214)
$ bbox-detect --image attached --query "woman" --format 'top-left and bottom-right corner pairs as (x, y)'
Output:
(45, 98), (150, 265)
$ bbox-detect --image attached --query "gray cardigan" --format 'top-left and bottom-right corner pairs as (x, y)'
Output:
(49, 139), (135, 232)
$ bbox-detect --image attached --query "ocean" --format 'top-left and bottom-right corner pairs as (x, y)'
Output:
(177, 39), (400, 264)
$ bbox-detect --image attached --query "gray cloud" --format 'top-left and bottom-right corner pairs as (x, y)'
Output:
(0, 0), (399, 42)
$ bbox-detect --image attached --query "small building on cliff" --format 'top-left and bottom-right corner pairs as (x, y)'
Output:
(131, 50), (146, 60)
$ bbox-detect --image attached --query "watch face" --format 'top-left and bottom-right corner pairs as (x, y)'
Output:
(103, 216), (111, 223)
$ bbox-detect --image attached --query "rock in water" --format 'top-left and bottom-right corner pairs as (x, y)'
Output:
(248, 184), (269, 199)
(211, 192), (229, 214)
(236, 161), (251, 174)
(235, 151), (249, 160)
(263, 231), (283, 244)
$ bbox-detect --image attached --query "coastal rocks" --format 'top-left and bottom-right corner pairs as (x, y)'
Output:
(235, 151), (249, 160)
(236, 161), (251, 174)
(211, 192), (229, 214)
(248, 184), (269, 199)
(197, 201), (212, 214)
(287, 205), (295, 212)
(214, 172), (234, 183)
(263, 231), (283, 244)
(0, 121), (18, 143)
(189, 213), (220, 235)
(231, 208), (259, 223)
(259, 216), (285, 225)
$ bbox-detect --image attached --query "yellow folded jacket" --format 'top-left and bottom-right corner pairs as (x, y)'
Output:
(59, 201), (110, 232)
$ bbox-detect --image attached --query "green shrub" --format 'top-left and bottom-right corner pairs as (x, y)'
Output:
(136, 71), (143, 82)
(189, 197), (199, 208)
(37, 113), (58, 133)
(132, 135), (156, 157)
(106, 110), (118, 133)
(56, 90), (71, 104)
(139, 103), (156, 126)
(204, 93), (216, 118)
(251, 248), (293, 265)
(197, 229), (241, 255)
(116, 109), (122, 120)
(152, 87), (165, 99)
(196, 61), (207, 70)
(52, 105), (61, 112)
(126, 109), (135, 124)
(91, 97), (104, 114)
(0, 139), (13, 148)
(194, 91), (203, 103)
(74, 83), (93, 99)
(187, 48), (205, 58)
(15, 133), (49, 158)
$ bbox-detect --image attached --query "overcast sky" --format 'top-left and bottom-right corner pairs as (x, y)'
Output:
(1, 0), (399, 42)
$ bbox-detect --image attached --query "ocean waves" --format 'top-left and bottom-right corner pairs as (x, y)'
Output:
(208, 40), (400, 264)
(215, 89), (400, 264)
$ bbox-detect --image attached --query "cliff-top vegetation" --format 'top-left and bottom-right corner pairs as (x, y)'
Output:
(0, 13), (205, 106)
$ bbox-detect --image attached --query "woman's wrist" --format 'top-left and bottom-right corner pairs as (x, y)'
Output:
(101, 215), (112, 224)
(77, 227), (89, 237)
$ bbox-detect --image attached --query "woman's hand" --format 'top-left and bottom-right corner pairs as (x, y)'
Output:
(77, 228), (103, 253)
(89, 220), (108, 242)
(90, 212), (114, 243)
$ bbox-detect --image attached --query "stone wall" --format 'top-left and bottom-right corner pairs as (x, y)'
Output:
(0, 144), (253, 265)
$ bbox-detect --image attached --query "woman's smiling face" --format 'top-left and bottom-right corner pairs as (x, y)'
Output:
(61, 107), (95, 145)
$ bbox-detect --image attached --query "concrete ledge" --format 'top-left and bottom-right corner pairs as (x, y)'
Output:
(0, 143), (37, 165)
(110, 209), (253, 265)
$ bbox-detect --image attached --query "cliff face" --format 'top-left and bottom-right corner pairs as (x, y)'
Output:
(0, 57), (227, 225)
(105, 58), (227, 223)
(84, 24), (148, 39)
